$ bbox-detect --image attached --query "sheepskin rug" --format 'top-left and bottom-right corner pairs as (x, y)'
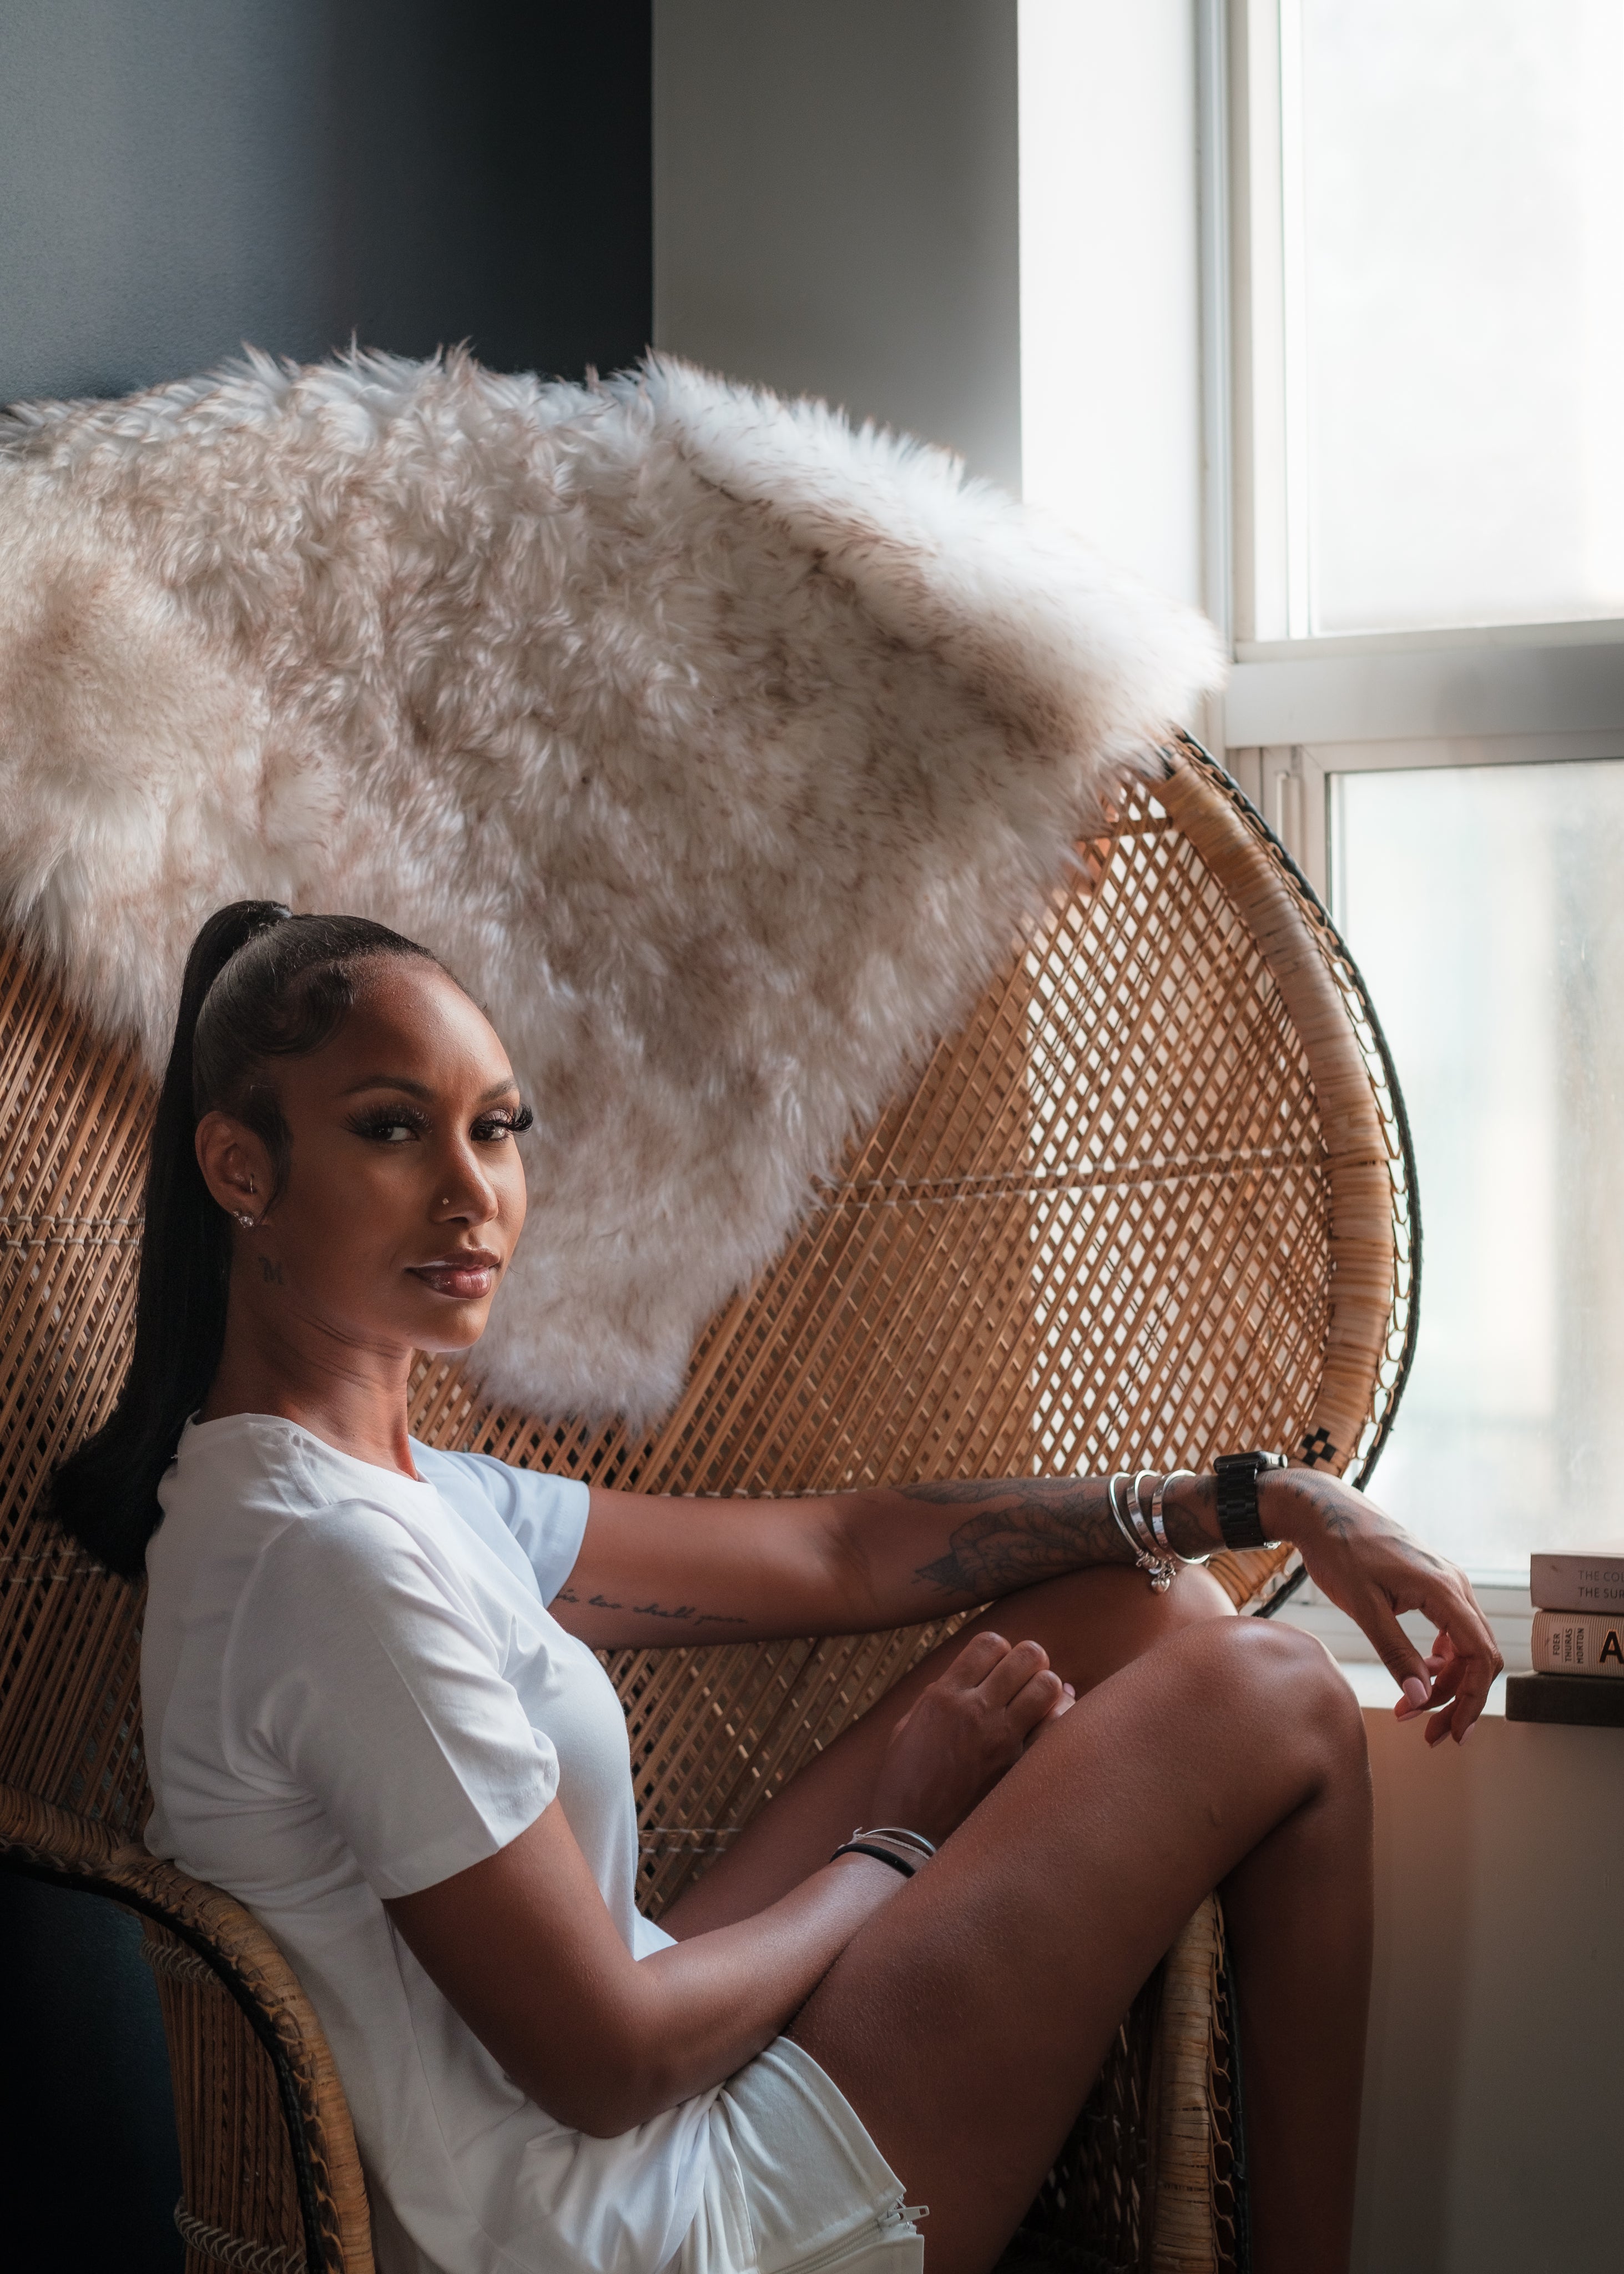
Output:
(0, 349), (1223, 1421)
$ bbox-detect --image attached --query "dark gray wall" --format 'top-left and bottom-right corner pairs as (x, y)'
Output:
(654, 0), (1020, 490)
(0, 10), (651, 2263)
(1, 0), (653, 406)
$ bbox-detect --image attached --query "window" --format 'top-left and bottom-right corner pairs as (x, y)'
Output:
(1283, 0), (1624, 637)
(1241, 0), (1624, 641)
(1219, 3), (1624, 1610)
(1333, 758), (1624, 1579)
(1020, 3), (1624, 1619)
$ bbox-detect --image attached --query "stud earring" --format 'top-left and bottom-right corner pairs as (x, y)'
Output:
(234, 1211), (257, 1230)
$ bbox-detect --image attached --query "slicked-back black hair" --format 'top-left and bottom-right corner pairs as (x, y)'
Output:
(49, 902), (446, 1575)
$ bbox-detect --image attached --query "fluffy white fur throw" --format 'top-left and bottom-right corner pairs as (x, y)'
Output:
(0, 350), (1223, 1420)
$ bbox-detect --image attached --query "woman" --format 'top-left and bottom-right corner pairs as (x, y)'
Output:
(53, 903), (1500, 2274)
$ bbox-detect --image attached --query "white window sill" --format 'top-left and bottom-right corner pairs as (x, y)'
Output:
(1267, 1578), (1531, 1717)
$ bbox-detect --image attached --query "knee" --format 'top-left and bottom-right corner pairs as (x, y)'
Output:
(1184, 1615), (1368, 1773)
(989, 1561), (1235, 1698)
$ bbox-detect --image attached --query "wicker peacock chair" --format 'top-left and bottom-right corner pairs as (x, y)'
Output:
(0, 737), (1416, 2274)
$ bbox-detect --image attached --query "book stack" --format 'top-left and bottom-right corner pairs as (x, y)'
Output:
(1506, 1551), (1624, 1727)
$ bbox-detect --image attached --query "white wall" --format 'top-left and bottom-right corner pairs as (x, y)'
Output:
(654, 0), (1022, 491)
(1355, 1707), (1624, 2272)
(654, 0), (1208, 612)
(1018, 0), (1204, 607)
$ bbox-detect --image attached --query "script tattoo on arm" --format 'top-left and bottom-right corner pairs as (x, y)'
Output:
(902, 1476), (1140, 1601)
(552, 1583), (748, 1628)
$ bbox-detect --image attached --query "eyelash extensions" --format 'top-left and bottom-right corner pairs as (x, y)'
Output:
(346, 1103), (535, 1144)
(477, 1104), (534, 1141)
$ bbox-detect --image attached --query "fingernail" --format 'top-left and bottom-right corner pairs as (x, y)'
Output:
(1063, 1682), (1076, 1698)
(1401, 1676), (1429, 1709)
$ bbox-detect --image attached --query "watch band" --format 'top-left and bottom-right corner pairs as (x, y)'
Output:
(1213, 1451), (1287, 1551)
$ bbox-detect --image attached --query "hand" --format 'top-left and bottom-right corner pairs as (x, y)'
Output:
(866, 1631), (1072, 1845)
(1264, 1470), (1503, 1743)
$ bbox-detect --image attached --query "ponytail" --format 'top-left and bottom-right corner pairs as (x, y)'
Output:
(49, 900), (444, 1576)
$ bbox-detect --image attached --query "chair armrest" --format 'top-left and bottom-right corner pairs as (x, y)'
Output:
(0, 1781), (372, 2273)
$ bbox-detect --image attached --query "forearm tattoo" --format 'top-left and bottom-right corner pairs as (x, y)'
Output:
(904, 1477), (1133, 1599)
(901, 1473), (1222, 1601)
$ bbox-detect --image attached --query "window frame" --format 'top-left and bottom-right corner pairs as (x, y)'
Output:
(1203, 0), (1624, 1652)
(1208, 0), (1624, 736)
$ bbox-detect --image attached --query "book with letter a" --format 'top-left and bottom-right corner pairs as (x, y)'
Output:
(1530, 1609), (1624, 1676)
(1529, 1551), (1624, 1614)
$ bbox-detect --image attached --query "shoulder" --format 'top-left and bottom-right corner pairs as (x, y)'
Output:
(412, 1442), (584, 1522)
(251, 1493), (431, 1587)
(156, 1412), (310, 1539)
(226, 1495), (508, 1732)
(150, 1413), (377, 1611)
(160, 1413), (416, 1531)
(411, 1444), (589, 1599)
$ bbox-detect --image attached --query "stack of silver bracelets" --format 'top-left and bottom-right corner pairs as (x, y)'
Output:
(829, 1825), (937, 1878)
(1107, 1470), (1207, 1593)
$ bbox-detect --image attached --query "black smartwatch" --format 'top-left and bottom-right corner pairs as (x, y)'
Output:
(1213, 1451), (1287, 1551)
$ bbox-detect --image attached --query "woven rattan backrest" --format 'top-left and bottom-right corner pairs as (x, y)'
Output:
(0, 741), (1414, 1896)
(417, 740), (1418, 1906)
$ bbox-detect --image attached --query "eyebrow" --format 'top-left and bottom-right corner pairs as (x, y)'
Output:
(340, 1074), (521, 1104)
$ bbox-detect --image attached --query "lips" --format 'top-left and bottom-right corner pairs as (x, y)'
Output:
(407, 1253), (501, 1301)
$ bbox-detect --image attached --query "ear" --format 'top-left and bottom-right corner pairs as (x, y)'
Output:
(195, 1111), (275, 1226)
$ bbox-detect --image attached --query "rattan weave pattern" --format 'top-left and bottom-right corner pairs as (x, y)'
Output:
(396, 743), (1416, 1920)
(0, 739), (1416, 2274)
(147, 1922), (312, 2274)
(1149, 1899), (1242, 2272)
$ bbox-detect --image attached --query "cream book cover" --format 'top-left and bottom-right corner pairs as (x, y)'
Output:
(1530, 1609), (1624, 1675)
(1529, 1552), (1624, 1614)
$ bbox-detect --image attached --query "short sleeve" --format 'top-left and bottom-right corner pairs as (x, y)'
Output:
(411, 1445), (589, 1605)
(230, 1502), (558, 1899)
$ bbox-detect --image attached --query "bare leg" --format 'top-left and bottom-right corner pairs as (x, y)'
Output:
(1217, 1713), (1373, 2268)
(662, 1563), (1237, 1932)
(788, 1619), (1370, 2274)
(666, 1595), (1370, 2274)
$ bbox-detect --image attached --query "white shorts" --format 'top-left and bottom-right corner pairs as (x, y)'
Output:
(670, 2037), (926, 2274)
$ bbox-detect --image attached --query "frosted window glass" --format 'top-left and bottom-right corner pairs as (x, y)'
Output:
(1295, 0), (1624, 634)
(1332, 760), (1624, 1573)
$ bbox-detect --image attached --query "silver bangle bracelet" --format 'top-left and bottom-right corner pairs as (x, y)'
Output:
(1130, 1471), (1162, 1554)
(1107, 1470), (1142, 1558)
(833, 1825), (937, 1876)
(1132, 1471), (1179, 1592)
(1108, 1471), (1177, 1592)
(1151, 1469), (1208, 1562)
(859, 1824), (937, 1859)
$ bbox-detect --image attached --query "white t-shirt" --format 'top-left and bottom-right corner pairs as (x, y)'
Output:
(142, 1413), (721, 2274)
